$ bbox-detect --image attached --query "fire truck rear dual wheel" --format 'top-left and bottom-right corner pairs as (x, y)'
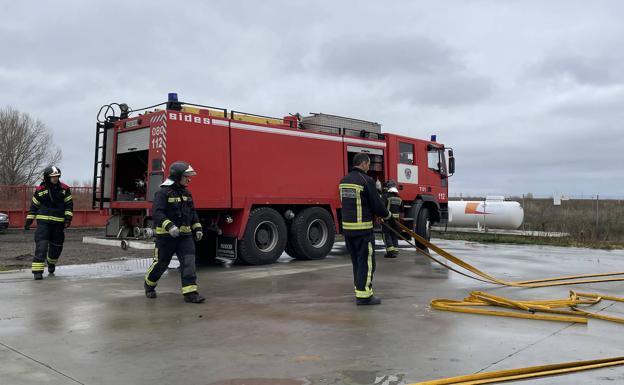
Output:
(238, 207), (287, 265)
(287, 207), (335, 260)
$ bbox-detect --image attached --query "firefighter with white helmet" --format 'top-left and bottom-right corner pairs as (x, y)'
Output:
(24, 166), (73, 279)
(144, 161), (205, 303)
(381, 180), (403, 258)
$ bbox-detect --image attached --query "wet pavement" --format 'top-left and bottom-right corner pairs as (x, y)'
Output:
(1, 239), (624, 384)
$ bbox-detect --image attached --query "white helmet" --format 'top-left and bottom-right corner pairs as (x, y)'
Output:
(388, 187), (399, 194)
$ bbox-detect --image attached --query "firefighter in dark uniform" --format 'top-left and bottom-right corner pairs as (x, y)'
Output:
(339, 153), (394, 305)
(144, 161), (205, 303)
(381, 181), (403, 258)
(24, 166), (73, 280)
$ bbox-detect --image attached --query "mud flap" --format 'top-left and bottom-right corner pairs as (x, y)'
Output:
(216, 235), (237, 260)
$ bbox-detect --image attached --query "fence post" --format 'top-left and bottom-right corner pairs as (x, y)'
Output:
(22, 185), (27, 226)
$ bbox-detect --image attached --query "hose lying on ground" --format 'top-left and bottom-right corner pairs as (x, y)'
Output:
(407, 356), (624, 385)
(431, 290), (624, 324)
(386, 221), (624, 288)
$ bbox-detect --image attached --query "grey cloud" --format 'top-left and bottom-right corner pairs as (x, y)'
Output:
(530, 52), (624, 86)
(310, 35), (493, 106)
(314, 35), (458, 78)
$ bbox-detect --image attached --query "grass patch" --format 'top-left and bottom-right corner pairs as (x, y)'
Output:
(0, 264), (21, 272)
(433, 231), (624, 250)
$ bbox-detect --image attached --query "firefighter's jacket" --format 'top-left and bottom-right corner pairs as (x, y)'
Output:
(339, 168), (391, 236)
(27, 182), (73, 224)
(382, 192), (403, 219)
(153, 183), (202, 238)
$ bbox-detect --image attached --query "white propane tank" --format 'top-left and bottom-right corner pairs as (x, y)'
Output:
(447, 196), (524, 230)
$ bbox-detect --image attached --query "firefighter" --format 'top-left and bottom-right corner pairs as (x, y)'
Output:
(381, 181), (403, 258)
(339, 153), (394, 305)
(24, 166), (73, 280)
(144, 161), (205, 303)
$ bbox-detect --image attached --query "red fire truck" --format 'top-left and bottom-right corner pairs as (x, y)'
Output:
(93, 94), (454, 265)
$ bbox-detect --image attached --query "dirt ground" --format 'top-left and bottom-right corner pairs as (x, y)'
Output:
(0, 228), (151, 270)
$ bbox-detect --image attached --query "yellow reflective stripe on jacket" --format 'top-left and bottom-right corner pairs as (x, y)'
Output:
(162, 219), (172, 229)
(155, 226), (192, 234)
(167, 196), (191, 203)
(339, 183), (364, 191)
(342, 221), (373, 230)
(38, 190), (49, 196)
(64, 195), (73, 203)
(26, 214), (35, 219)
(192, 223), (202, 230)
(32, 197), (41, 206)
(155, 227), (168, 235)
(181, 285), (198, 294)
(65, 211), (73, 217)
(340, 183), (365, 223)
(392, 213), (400, 218)
(35, 215), (65, 222)
(356, 190), (363, 222)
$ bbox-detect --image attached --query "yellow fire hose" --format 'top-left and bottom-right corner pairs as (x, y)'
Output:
(384, 222), (624, 383)
(407, 356), (624, 385)
(387, 221), (624, 288)
(431, 290), (624, 324)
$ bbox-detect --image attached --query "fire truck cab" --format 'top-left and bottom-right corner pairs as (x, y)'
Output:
(93, 94), (454, 265)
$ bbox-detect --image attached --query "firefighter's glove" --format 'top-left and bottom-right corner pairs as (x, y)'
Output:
(24, 218), (33, 231)
(64, 218), (72, 229)
(168, 225), (180, 238)
(194, 230), (203, 242)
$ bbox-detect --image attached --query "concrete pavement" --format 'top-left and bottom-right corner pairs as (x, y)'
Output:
(1, 240), (624, 384)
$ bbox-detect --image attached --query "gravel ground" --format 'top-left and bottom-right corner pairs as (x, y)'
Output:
(0, 228), (151, 270)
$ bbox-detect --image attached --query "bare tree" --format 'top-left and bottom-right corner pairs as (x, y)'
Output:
(0, 106), (62, 185)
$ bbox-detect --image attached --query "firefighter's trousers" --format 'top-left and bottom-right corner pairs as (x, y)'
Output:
(32, 221), (65, 273)
(145, 236), (198, 295)
(345, 232), (376, 299)
(381, 225), (399, 255)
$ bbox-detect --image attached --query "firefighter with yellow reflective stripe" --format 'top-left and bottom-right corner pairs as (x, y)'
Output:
(381, 181), (403, 258)
(144, 161), (205, 303)
(339, 153), (393, 306)
(24, 166), (73, 280)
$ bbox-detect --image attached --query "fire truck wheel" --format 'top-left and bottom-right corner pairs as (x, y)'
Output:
(284, 242), (305, 260)
(238, 207), (287, 265)
(415, 207), (432, 250)
(288, 207), (336, 260)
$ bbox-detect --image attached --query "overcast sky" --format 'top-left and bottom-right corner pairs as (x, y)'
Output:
(1, 1), (622, 197)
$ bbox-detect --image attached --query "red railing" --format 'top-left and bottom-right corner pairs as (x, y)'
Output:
(0, 185), (108, 228)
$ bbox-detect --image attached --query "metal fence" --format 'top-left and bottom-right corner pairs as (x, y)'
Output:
(0, 185), (108, 228)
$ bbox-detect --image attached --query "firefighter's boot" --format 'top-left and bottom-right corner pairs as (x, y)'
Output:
(33, 272), (43, 280)
(356, 296), (381, 306)
(184, 292), (205, 304)
(144, 282), (157, 299)
(384, 252), (397, 259)
(48, 264), (56, 275)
